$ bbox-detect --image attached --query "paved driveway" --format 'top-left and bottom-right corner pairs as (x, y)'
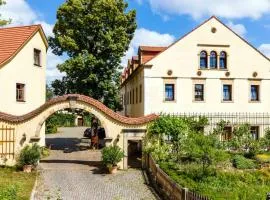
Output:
(33, 127), (158, 200)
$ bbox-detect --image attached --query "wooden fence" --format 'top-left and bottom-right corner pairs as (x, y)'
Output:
(0, 126), (15, 160)
(144, 154), (209, 200)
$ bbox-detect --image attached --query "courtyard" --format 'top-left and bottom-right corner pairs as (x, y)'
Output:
(32, 127), (158, 200)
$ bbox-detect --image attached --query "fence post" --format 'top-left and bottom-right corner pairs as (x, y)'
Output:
(182, 188), (188, 200)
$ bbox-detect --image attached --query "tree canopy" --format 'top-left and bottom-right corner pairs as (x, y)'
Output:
(49, 0), (136, 110)
(0, 0), (11, 26)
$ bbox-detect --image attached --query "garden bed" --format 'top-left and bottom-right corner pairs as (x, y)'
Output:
(160, 162), (270, 200)
(144, 115), (270, 200)
(0, 167), (37, 200)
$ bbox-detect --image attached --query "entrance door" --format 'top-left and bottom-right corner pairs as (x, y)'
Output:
(78, 118), (84, 126)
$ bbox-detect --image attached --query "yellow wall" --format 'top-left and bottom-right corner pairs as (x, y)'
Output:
(121, 68), (144, 117)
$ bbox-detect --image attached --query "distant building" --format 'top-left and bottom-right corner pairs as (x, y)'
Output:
(120, 16), (270, 138)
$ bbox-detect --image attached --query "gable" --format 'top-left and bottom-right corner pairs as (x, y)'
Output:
(145, 16), (270, 78)
(0, 25), (48, 68)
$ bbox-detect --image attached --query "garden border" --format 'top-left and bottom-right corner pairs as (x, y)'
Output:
(143, 154), (209, 200)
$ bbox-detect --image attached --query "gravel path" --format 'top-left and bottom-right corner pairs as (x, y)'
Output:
(33, 127), (158, 200)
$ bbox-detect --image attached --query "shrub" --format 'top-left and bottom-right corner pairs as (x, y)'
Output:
(183, 132), (230, 173)
(45, 112), (76, 134)
(232, 155), (257, 169)
(0, 185), (18, 200)
(17, 144), (41, 167)
(255, 153), (270, 164)
(147, 115), (208, 161)
(40, 147), (50, 158)
(101, 145), (124, 167)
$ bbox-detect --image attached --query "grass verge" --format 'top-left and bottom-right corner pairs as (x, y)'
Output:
(0, 167), (37, 200)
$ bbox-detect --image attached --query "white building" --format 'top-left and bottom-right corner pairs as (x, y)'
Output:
(120, 16), (270, 138)
(0, 25), (48, 145)
(0, 25), (48, 115)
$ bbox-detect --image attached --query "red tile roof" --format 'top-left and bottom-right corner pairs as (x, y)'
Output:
(139, 46), (167, 52)
(0, 25), (48, 67)
(139, 46), (167, 64)
(0, 94), (159, 125)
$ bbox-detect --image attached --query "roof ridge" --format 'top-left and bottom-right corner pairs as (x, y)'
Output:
(0, 24), (40, 30)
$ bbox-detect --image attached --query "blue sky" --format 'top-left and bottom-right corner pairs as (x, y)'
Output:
(0, 0), (269, 82)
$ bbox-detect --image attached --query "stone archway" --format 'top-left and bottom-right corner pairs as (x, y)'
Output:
(0, 94), (158, 168)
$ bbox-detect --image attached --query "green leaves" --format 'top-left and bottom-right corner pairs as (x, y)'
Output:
(17, 144), (41, 167)
(101, 145), (124, 166)
(49, 0), (136, 111)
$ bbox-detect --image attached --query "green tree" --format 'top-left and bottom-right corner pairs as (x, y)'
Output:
(46, 84), (54, 100)
(0, 0), (11, 26)
(49, 0), (136, 111)
(184, 132), (229, 173)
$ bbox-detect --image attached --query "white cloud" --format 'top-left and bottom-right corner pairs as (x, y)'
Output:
(34, 20), (54, 37)
(0, 0), (37, 25)
(46, 49), (66, 83)
(226, 21), (247, 37)
(0, 0), (54, 36)
(122, 28), (175, 65)
(143, 0), (270, 20)
(258, 44), (270, 57)
(0, 0), (63, 82)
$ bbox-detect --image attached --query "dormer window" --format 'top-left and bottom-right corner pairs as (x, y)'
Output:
(220, 51), (227, 69)
(210, 51), (217, 69)
(34, 49), (41, 66)
(199, 51), (207, 69)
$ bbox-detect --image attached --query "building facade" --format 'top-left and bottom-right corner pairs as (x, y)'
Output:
(120, 16), (270, 138)
(0, 25), (48, 115)
(0, 25), (48, 145)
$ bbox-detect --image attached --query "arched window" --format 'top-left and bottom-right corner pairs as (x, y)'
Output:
(220, 51), (227, 69)
(200, 51), (207, 69)
(210, 51), (217, 69)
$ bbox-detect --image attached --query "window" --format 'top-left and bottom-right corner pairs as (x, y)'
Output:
(139, 84), (142, 103)
(223, 84), (232, 101)
(251, 85), (259, 101)
(34, 49), (41, 66)
(194, 84), (204, 101)
(16, 83), (25, 102)
(200, 51), (207, 69)
(220, 51), (227, 69)
(165, 84), (175, 101)
(222, 126), (232, 141)
(129, 91), (131, 105)
(210, 51), (217, 69)
(250, 126), (259, 140)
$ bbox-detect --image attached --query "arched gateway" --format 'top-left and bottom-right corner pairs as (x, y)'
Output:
(0, 94), (158, 169)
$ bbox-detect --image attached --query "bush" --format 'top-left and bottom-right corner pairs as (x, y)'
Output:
(232, 155), (257, 169)
(0, 185), (18, 200)
(17, 144), (41, 167)
(40, 147), (50, 158)
(46, 112), (76, 134)
(101, 145), (124, 167)
(255, 153), (270, 164)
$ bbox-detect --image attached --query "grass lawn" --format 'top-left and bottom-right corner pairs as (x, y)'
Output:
(0, 167), (37, 200)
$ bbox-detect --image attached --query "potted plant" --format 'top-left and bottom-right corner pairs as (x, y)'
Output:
(101, 145), (124, 174)
(18, 144), (41, 173)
